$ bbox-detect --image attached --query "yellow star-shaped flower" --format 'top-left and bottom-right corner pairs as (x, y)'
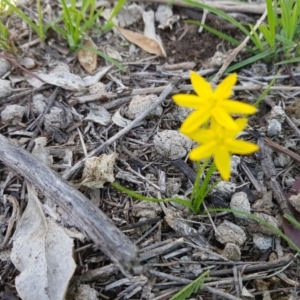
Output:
(173, 72), (257, 133)
(186, 118), (259, 180)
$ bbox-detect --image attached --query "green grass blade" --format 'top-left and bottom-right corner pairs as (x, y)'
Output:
(81, 7), (104, 32)
(2, 0), (39, 35)
(111, 182), (193, 210)
(36, 0), (44, 41)
(279, 0), (291, 39)
(101, 0), (126, 32)
(275, 33), (295, 47)
(258, 24), (274, 47)
(183, 0), (252, 37)
(60, 0), (74, 34)
(170, 270), (210, 300)
(289, 0), (300, 41)
(253, 71), (279, 107)
(194, 161), (215, 213)
(51, 23), (67, 38)
(265, 0), (276, 39)
(225, 47), (276, 73)
(248, 24), (264, 52)
(276, 57), (300, 65)
(187, 20), (252, 51)
(284, 214), (300, 230)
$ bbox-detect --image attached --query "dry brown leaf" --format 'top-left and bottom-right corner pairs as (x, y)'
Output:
(78, 39), (98, 74)
(117, 26), (164, 57)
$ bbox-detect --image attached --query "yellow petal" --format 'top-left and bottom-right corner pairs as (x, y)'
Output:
(172, 94), (207, 109)
(225, 139), (259, 154)
(234, 118), (248, 132)
(214, 147), (231, 180)
(212, 107), (238, 130)
(190, 71), (213, 99)
(189, 142), (216, 161)
(214, 73), (237, 99)
(187, 129), (215, 143)
(222, 118), (248, 138)
(221, 100), (257, 114)
(180, 109), (211, 134)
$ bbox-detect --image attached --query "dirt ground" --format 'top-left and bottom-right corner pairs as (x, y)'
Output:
(0, 1), (300, 300)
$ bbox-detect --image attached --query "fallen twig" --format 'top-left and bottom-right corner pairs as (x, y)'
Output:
(0, 134), (139, 276)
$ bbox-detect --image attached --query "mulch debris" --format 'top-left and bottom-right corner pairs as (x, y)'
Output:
(0, 1), (300, 299)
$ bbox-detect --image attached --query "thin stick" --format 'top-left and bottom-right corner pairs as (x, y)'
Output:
(110, 0), (268, 14)
(0, 134), (138, 275)
(211, 8), (268, 85)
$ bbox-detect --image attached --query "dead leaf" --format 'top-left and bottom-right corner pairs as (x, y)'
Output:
(78, 39), (98, 74)
(117, 26), (165, 57)
(11, 183), (76, 300)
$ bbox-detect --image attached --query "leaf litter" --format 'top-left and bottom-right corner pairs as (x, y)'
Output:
(0, 0), (300, 299)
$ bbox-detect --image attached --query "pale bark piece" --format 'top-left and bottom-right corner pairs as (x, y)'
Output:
(0, 134), (138, 275)
(143, 10), (167, 57)
(117, 3), (143, 27)
(84, 106), (111, 126)
(11, 183), (76, 300)
(78, 39), (98, 75)
(117, 26), (165, 57)
(75, 284), (98, 300)
(79, 154), (117, 189)
(0, 79), (12, 98)
(26, 65), (85, 91)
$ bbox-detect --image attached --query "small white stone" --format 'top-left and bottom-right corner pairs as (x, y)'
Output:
(274, 153), (291, 168)
(154, 130), (193, 160)
(270, 106), (285, 123)
(231, 155), (241, 176)
(252, 212), (279, 235)
(212, 181), (236, 199)
(32, 94), (47, 115)
(181, 256), (203, 276)
(89, 82), (106, 95)
(250, 63), (268, 76)
(289, 194), (300, 213)
(0, 57), (11, 77)
(126, 94), (163, 119)
(165, 179), (181, 197)
(267, 119), (282, 137)
(285, 177), (295, 187)
(155, 5), (173, 26)
(215, 220), (247, 246)
(132, 201), (162, 218)
(0, 79), (12, 98)
(175, 106), (193, 122)
(1, 105), (28, 125)
(230, 192), (251, 219)
(222, 242), (241, 261)
(253, 233), (272, 251)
